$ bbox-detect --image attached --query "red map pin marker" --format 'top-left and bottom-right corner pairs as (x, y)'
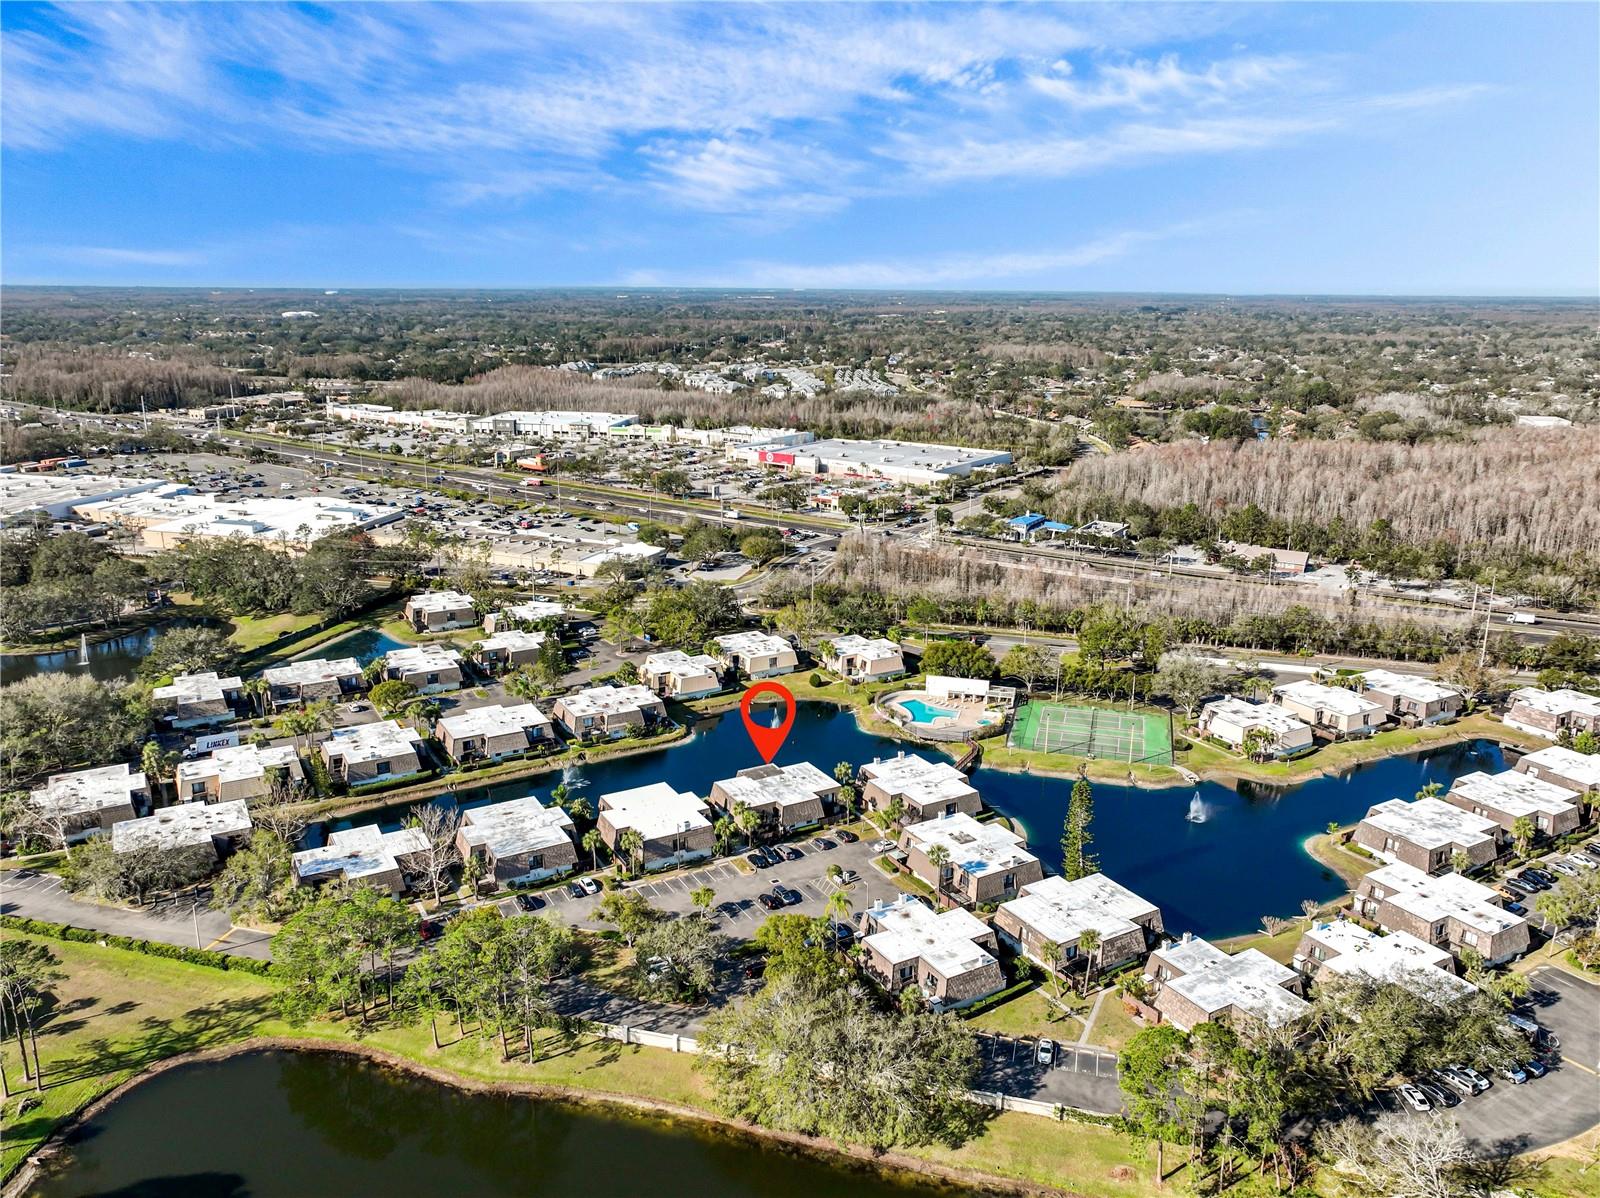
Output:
(739, 681), (796, 763)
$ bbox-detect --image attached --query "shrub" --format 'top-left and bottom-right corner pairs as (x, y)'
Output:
(809, 673), (824, 687)
(0, 914), (274, 976)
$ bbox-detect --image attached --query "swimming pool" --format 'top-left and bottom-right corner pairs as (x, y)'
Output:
(898, 698), (958, 724)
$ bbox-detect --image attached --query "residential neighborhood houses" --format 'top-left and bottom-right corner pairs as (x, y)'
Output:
(384, 643), (464, 692)
(291, 824), (430, 896)
(551, 683), (667, 740)
(262, 656), (363, 709)
(28, 763), (148, 842)
(709, 761), (838, 836)
(1357, 669), (1465, 726)
(1503, 686), (1600, 740)
(596, 782), (713, 871)
(403, 589), (477, 633)
(435, 702), (554, 764)
(1354, 863), (1531, 965)
(896, 812), (1042, 906)
(174, 742), (303, 804)
(1196, 696), (1313, 758)
(822, 634), (906, 682)
(1293, 918), (1477, 1006)
(455, 797), (577, 886)
(994, 874), (1166, 974)
(859, 753), (982, 822)
(1352, 797), (1501, 873)
(1445, 770), (1583, 839)
(1514, 743), (1600, 796)
(321, 720), (426, 786)
(640, 649), (723, 698)
(152, 671), (244, 728)
(858, 893), (1007, 1011)
(1145, 935), (1310, 1032)
(712, 630), (799, 679)
(1270, 679), (1386, 739)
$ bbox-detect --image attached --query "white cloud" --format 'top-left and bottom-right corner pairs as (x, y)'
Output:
(47, 245), (207, 267)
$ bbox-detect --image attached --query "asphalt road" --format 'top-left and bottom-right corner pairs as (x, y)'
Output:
(2, 868), (273, 960)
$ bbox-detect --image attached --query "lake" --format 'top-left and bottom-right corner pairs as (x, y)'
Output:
(323, 701), (1509, 940)
(0, 620), (202, 686)
(32, 1051), (959, 1198)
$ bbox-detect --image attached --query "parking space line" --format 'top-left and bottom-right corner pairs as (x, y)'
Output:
(1561, 1056), (1597, 1076)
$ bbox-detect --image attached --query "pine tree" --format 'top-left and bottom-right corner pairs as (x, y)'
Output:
(1061, 776), (1098, 880)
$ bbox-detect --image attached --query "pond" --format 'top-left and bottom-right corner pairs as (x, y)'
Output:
(321, 702), (1508, 940)
(33, 1051), (957, 1198)
(0, 620), (203, 686)
(304, 628), (411, 666)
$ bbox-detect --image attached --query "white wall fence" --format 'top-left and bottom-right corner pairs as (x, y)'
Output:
(591, 1023), (1102, 1121)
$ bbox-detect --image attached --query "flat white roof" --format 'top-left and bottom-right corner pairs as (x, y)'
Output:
(713, 761), (836, 814)
(176, 743), (299, 788)
(861, 753), (977, 810)
(500, 600), (567, 623)
(1002, 873), (1160, 946)
(385, 644), (463, 673)
(77, 492), (402, 541)
(152, 671), (242, 704)
(1202, 697), (1310, 736)
(31, 763), (146, 819)
(1519, 745), (1600, 789)
(1360, 669), (1461, 705)
(558, 684), (663, 718)
(926, 675), (990, 699)
(264, 656), (362, 686)
(482, 409), (637, 432)
(323, 720), (423, 765)
(459, 797), (575, 859)
(798, 437), (1011, 473)
(902, 812), (1036, 879)
(476, 629), (547, 654)
(714, 631), (793, 658)
(643, 650), (720, 677)
(863, 894), (997, 978)
(113, 800), (251, 854)
(599, 782), (711, 840)
(1273, 680), (1384, 718)
(1155, 937), (1309, 1027)
(830, 634), (902, 663)
(292, 824), (428, 882)
(0, 473), (165, 518)
(1302, 919), (1476, 1002)
(1362, 797), (1499, 850)
(437, 702), (551, 740)
(1510, 687), (1600, 718)
(1449, 769), (1580, 818)
(1366, 862), (1526, 937)
(407, 590), (475, 613)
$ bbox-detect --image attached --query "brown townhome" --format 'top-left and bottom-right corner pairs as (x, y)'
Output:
(455, 796), (578, 886)
(403, 590), (477, 632)
(709, 761), (838, 836)
(897, 812), (1042, 906)
(857, 893), (1006, 1012)
(1353, 862), (1530, 966)
(1444, 769), (1582, 840)
(995, 873), (1165, 975)
(1351, 797), (1500, 874)
(435, 702), (554, 764)
(1357, 669), (1465, 726)
(1145, 935), (1310, 1032)
(859, 753), (982, 823)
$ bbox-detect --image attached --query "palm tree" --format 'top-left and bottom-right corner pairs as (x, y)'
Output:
(824, 887), (853, 941)
(713, 816), (737, 855)
(833, 761), (855, 787)
(504, 668), (544, 701)
(732, 801), (761, 847)
(1415, 781), (1444, 801)
(1076, 928), (1102, 996)
(406, 697), (442, 733)
(361, 657), (387, 689)
(618, 828), (645, 876)
(581, 828), (605, 871)
(837, 784), (859, 822)
(242, 676), (271, 718)
(926, 843), (952, 896)
(1241, 726), (1275, 763)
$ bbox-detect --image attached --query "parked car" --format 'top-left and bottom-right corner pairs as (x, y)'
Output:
(772, 884), (803, 906)
(1397, 1083), (1432, 1113)
(1581, 843), (1600, 862)
(757, 893), (783, 911)
(1523, 867), (1557, 887)
(567, 881), (587, 898)
(1547, 859), (1579, 877)
(1513, 870), (1550, 890)
(835, 829), (859, 843)
(1505, 900), (1529, 916)
(811, 837), (837, 851)
(578, 877), (601, 896)
(1522, 1057), (1549, 1078)
(1502, 877), (1536, 898)
(869, 838), (896, 854)
(1566, 854), (1598, 871)
(746, 850), (772, 869)
(515, 893), (545, 912)
(775, 845), (803, 862)
(1036, 1039), (1056, 1066)
(1500, 1062), (1529, 1084)
(829, 921), (855, 947)
(1417, 1081), (1459, 1109)
(1432, 1068), (1474, 1097)
(1454, 1065), (1491, 1093)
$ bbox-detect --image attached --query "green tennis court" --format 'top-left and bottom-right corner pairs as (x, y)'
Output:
(1009, 701), (1173, 764)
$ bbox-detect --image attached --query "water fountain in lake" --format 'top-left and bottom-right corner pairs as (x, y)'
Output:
(1186, 792), (1209, 824)
(76, 633), (90, 667)
(561, 763), (589, 790)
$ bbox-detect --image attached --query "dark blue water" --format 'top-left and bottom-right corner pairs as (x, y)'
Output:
(306, 628), (410, 666)
(327, 702), (1507, 940)
(0, 619), (201, 685)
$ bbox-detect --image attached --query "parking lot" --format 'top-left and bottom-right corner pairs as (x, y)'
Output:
(535, 830), (894, 934)
(974, 1031), (1123, 1114)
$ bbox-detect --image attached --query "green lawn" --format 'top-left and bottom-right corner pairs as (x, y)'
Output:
(224, 610), (327, 652)
(967, 985), (1089, 1039)
(1082, 991), (1144, 1052)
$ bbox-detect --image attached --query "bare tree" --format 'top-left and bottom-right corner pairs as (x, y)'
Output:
(1315, 1114), (1473, 1198)
(405, 803), (462, 906)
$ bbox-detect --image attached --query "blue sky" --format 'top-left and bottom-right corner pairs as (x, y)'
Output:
(2, 2), (1595, 293)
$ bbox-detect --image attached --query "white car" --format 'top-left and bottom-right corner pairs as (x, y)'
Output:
(869, 839), (896, 854)
(1036, 1039), (1057, 1066)
(578, 877), (601, 896)
(1566, 854), (1598, 871)
(1397, 1083), (1432, 1113)
(1547, 859), (1580, 877)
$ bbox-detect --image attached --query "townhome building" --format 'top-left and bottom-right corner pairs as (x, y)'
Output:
(1514, 744), (1600, 798)
(1351, 797), (1501, 873)
(713, 631), (800, 680)
(435, 702), (554, 764)
(1196, 697), (1314, 757)
(111, 800), (252, 865)
(859, 753), (982, 823)
(640, 650), (723, 699)
(1270, 680), (1385, 738)
(709, 761), (838, 834)
(174, 742), (303, 804)
(551, 684), (667, 741)
(1358, 670), (1464, 726)
(596, 782), (714, 871)
(403, 590), (476, 632)
(1445, 770), (1582, 840)
(857, 894), (1006, 1012)
(1293, 918), (1476, 1005)
(262, 656), (363, 709)
(455, 797), (578, 885)
(822, 634), (905, 682)
(28, 763), (148, 843)
(483, 600), (567, 635)
(384, 644), (464, 693)
(291, 825), (429, 896)
(320, 720), (425, 786)
(1145, 935), (1309, 1032)
(472, 629), (546, 673)
(1503, 687), (1600, 741)
(897, 813), (1042, 906)
(152, 671), (244, 728)
(995, 874), (1165, 975)
(1354, 862), (1530, 965)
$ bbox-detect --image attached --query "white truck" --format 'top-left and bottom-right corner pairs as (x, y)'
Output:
(1506, 612), (1538, 625)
